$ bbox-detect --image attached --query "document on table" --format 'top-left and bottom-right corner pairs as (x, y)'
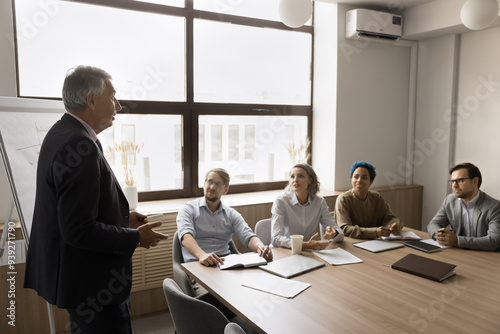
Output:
(218, 252), (267, 270)
(312, 248), (363, 265)
(382, 230), (421, 240)
(242, 273), (311, 298)
(420, 238), (450, 249)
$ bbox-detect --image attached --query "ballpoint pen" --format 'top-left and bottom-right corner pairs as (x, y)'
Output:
(258, 246), (266, 256)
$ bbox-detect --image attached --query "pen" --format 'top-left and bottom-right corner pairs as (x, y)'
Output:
(438, 228), (453, 233)
(258, 246), (265, 256)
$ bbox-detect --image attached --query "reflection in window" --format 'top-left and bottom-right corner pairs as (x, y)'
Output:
(199, 115), (308, 187)
(98, 114), (183, 192)
(211, 125), (223, 161)
(199, 125), (206, 162)
(228, 125), (239, 161)
(122, 124), (136, 143)
(174, 124), (182, 163)
(244, 125), (255, 160)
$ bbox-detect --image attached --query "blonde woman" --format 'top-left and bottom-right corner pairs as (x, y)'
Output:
(271, 163), (344, 250)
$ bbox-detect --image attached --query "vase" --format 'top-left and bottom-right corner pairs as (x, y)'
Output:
(123, 183), (138, 210)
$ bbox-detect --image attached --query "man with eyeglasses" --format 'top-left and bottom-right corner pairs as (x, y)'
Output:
(177, 168), (273, 268)
(427, 162), (500, 251)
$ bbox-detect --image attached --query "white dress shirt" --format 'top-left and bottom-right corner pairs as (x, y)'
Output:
(271, 191), (344, 248)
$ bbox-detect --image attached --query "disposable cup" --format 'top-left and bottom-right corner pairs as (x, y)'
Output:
(291, 234), (303, 254)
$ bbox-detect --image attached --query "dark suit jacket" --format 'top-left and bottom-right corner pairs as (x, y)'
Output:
(427, 191), (500, 251)
(24, 113), (140, 309)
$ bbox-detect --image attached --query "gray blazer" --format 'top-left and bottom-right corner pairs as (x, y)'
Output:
(427, 191), (500, 251)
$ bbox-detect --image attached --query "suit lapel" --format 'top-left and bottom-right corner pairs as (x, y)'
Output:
(63, 113), (128, 208)
(470, 192), (485, 237)
(99, 146), (128, 205)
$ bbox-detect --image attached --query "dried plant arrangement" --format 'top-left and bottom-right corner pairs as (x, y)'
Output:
(109, 142), (144, 186)
(284, 137), (311, 164)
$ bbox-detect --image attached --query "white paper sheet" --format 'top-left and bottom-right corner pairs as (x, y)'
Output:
(242, 273), (311, 298)
(382, 230), (421, 240)
(313, 248), (363, 265)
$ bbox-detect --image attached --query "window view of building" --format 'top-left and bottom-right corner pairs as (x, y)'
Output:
(13, 0), (313, 200)
(198, 115), (308, 187)
(99, 114), (183, 192)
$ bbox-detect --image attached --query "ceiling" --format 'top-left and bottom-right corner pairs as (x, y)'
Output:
(316, 0), (437, 13)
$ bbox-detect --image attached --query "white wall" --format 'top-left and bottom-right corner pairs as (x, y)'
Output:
(455, 26), (500, 199)
(334, 4), (412, 191)
(410, 6), (500, 230)
(312, 2), (337, 191)
(413, 34), (459, 227)
(0, 0), (17, 224)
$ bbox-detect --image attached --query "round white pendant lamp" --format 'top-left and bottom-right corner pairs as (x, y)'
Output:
(279, 0), (313, 28)
(460, 0), (499, 30)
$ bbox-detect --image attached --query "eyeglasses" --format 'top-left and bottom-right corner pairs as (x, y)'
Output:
(448, 178), (471, 186)
(206, 180), (225, 188)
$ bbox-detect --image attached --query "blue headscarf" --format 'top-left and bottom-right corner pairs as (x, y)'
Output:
(349, 161), (376, 182)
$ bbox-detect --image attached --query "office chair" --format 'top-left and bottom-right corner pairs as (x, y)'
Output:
(319, 211), (336, 240)
(163, 278), (229, 334)
(224, 322), (247, 334)
(254, 218), (272, 246)
(172, 230), (240, 297)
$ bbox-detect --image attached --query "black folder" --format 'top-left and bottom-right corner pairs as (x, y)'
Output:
(391, 253), (456, 282)
(404, 240), (441, 253)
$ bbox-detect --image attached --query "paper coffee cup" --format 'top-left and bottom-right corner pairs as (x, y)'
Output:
(291, 234), (304, 254)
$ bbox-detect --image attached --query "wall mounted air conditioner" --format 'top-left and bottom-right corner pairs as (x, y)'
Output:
(346, 9), (403, 41)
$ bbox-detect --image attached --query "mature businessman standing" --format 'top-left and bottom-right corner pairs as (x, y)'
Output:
(24, 65), (168, 333)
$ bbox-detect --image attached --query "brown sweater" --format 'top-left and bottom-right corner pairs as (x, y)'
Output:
(335, 189), (402, 239)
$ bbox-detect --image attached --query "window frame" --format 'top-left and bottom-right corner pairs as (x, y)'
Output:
(12, 0), (314, 201)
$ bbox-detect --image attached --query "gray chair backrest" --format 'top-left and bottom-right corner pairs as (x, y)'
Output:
(255, 218), (272, 246)
(319, 211), (336, 240)
(172, 231), (197, 296)
(163, 278), (229, 334)
(224, 322), (246, 334)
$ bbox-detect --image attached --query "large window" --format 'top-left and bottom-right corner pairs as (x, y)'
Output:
(194, 19), (312, 105)
(12, 0), (313, 200)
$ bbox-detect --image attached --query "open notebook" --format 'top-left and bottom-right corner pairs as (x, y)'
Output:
(218, 253), (267, 270)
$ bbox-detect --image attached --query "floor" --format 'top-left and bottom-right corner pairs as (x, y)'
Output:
(131, 311), (175, 334)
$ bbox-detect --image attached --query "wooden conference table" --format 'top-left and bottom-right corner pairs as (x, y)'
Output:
(182, 229), (500, 334)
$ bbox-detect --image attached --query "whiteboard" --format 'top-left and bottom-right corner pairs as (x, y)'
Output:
(0, 97), (65, 246)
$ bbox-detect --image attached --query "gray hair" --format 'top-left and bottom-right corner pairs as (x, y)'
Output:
(62, 65), (112, 112)
(285, 163), (320, 198)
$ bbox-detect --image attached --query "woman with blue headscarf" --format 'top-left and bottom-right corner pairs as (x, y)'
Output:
(335, 161), (403, 239)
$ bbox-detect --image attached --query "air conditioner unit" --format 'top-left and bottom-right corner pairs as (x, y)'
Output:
(346, 9), (403, 41)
